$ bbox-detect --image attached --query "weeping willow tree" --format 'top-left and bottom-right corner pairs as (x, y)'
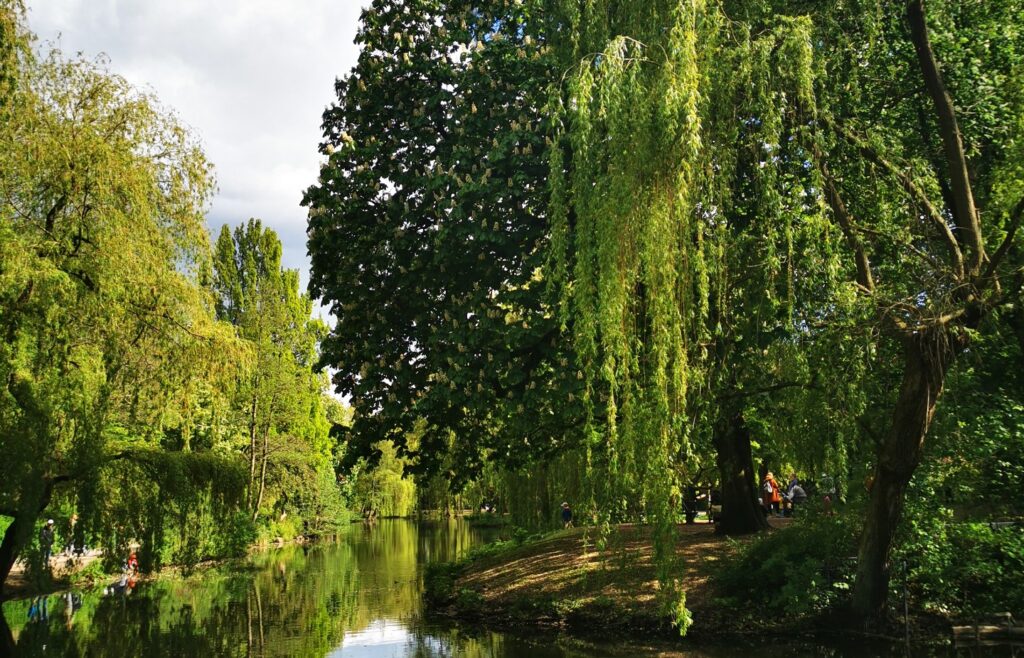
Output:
(0, 6), (247, 590)
(547, 4), (705, 588)
(547, 0), (842, 552)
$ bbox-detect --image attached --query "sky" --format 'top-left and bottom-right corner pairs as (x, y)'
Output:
(27, 0), (370, 319)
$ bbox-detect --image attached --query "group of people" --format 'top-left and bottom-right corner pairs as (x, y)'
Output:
(761, 472), (808, 517)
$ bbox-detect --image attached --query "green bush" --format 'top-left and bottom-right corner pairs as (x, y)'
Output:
(217, 511), (257, 558)
(896, 514), (1024, 617)
(715, 514), (859, 615)
(424, 561), (459, 605)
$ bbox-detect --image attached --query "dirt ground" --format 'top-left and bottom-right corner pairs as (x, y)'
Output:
(3, 550), (103, 599)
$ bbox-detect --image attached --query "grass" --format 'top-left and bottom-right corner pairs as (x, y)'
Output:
(427, 522), (757, 639)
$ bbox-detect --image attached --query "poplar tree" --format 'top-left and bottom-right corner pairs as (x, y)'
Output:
(212, 220), (329, 522)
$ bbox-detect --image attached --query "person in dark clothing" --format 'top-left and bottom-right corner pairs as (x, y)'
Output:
(683, 484), (699, 524)
(561, 502), (573, 528)
(39, 520), (55, 572)
(784, 479), (808, 517)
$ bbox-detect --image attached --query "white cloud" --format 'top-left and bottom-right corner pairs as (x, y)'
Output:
(27, 0), (368, 302)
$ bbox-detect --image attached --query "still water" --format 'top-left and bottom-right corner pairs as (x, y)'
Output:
(0, 519), (1010, 657)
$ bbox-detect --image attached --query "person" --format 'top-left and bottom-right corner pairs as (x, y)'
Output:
(126, 550), (139, 576)
(761, 472), (781, 517)
(561, 502), (573, 528)
(820, 472), (836, 516)
(39, 519), (55, 571)
(784, 476), (808, 517)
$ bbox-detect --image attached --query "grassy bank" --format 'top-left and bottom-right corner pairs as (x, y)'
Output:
(425, 523), (758, 640)
(424, 521), (955, 645)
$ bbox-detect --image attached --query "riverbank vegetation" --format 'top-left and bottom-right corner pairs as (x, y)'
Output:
(306, 0), (1024, 636)
(3, 0), (1023, 642)
(0, 1), (350, 596)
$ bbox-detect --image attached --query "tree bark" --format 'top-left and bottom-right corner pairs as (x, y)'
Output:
(247, 390), (259, 510)
(0, 608), (15, 656)
(0, 480), (55, 596)
(252, 427), (270, 523)
(851, 329), (956, 621)
(713, 409), (769, 535)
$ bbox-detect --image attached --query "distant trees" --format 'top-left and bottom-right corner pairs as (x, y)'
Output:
(212, 220), (331, 524)
(0, 5), (346, 590)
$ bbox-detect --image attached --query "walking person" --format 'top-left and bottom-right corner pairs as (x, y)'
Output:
(561, 502), (573, 529)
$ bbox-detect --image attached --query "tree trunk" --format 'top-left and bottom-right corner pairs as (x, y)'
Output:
(247, 391), (259, 510)
(714, 410), (769, 535)
(851, 330), (956, 622)
(0, 514), (32, 594)
(252, 427), (269, 523)
(0, 480), (55, 596)
(0, 608), (15, 655)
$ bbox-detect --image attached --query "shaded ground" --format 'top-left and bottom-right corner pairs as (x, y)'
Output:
(3, 550), (104, 600)
(432, 521), (796, 640)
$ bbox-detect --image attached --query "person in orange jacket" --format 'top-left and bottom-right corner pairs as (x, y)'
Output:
(761, 472), (782, 517)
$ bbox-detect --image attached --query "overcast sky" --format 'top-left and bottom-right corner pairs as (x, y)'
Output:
(27, 0), (369, 318)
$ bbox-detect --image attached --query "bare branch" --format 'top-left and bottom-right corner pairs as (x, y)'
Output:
(907, 0), (984, 275)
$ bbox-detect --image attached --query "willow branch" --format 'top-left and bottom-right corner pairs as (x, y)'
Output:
(907, 0), (984, 275)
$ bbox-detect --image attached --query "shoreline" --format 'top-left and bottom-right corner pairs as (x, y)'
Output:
(424, 522), (955, 649)
(1, 531), (333, 603)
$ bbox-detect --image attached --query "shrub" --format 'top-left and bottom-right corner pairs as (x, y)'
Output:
(715, 514), (859, 615)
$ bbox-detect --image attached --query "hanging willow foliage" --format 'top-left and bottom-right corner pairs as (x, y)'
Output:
(547, 1), (834, 594)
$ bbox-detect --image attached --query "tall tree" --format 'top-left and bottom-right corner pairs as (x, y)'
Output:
(801, 0), (1024, 620)
(0, 18), (234, 590)
(546, 1), (841, 540)
(305, 0), (583, 484)
(212, 220), (328, 522)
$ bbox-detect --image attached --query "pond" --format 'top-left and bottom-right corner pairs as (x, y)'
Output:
(0, 519), (1011, 657)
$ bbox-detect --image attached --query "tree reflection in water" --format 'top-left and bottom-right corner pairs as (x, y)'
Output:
(0, 519), (528, 658)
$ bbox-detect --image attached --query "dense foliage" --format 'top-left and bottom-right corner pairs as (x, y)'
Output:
(309, 0), (1024, 626)
(0, 4), (347, 591)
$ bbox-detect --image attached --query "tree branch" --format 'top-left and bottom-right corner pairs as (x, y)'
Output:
(832, 121), (964, 280)
(721, 378), (817, 401)
(907, 0), (984, 275)
(815, 149), (876, 292)
(983, 197), (1024, 281)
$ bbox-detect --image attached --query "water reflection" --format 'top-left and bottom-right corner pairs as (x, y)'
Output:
(0, 519), (1013, 657)
(0, 519), (512, 657)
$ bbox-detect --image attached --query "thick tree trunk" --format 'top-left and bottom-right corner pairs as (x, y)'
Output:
(851, 330), (955, 621)
(714, 410), (769, 535)
(0, 480), (55, 596)
(0, 514), (32, 594)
